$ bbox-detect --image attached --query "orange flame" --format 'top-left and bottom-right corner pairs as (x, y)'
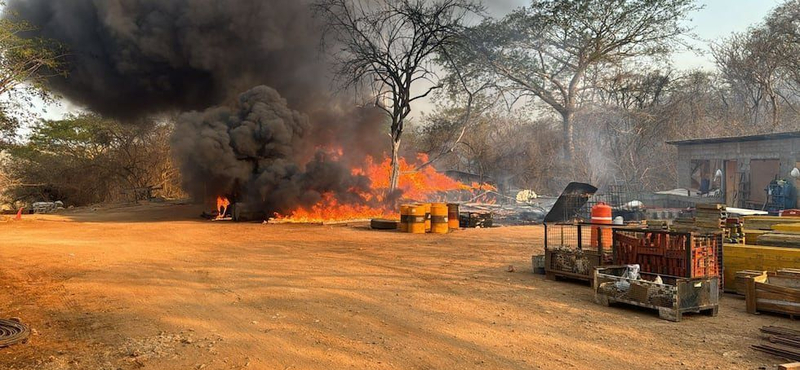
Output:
(216, 196), (230, 220)
(274, 153), (495, 222)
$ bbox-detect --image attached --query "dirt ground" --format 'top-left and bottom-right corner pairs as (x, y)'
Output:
(0, 202), (796, 369)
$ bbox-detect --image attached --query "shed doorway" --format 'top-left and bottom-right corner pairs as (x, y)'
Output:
(725, 160), (737, 206)
(749, 159), (780, 205)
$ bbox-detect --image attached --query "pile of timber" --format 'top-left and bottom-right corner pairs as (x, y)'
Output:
(756, 223), (800, 248)
(671, 204), (727, 235)
(740, 215), (800, 248)
(645, 219), (669, 231)
(695, 203), (727, 232)
(671, 216), (696, 233)
(745, 229), (770, 244)
(744, 216), (800, 231)
(723, 244), (800, 291)
(758, 234), (800, 249)
(753, 326), (800, 362)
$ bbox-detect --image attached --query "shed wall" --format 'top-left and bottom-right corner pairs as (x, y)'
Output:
(674, 137), (800, 206)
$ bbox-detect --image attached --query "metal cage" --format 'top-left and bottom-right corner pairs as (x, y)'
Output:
(543, 223), (615, 282)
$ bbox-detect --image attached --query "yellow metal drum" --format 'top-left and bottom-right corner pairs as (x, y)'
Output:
(447, 203), (460, 230)
(408, 205), (426, 234)
(431, 203), (449, 234)
(399, 204), (410, 232)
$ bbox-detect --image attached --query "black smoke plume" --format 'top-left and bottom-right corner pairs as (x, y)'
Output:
(7, 0), (390, 214)
(7, 0), (327, 117)
(173, 86), (382, 214)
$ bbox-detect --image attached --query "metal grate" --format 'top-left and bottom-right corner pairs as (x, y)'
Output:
(544, 223), (614, 253)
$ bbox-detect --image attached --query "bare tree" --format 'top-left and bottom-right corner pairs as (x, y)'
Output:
(450, 0), (697, 160)
(713, 31), (785, 127)
(312, 0), (482, 191)
(765, 0), (800, 86)
(713, 0), (800, 128)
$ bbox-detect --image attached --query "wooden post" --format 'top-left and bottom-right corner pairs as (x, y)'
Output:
(544, 223), (549, 253)
(745, 272), (768, 314)
(685, 233), (693, 278)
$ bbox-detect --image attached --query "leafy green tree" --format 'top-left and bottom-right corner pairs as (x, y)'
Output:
(4, 114), (180, 205)
(0, 9), (65, 144)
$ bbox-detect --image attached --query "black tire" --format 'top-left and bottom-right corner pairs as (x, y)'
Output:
(371, 218), (399, 230)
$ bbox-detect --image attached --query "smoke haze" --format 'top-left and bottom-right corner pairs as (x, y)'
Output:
(6, 0), (389, 214)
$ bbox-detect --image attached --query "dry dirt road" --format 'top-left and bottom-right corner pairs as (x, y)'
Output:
(0, 202), (795, 369)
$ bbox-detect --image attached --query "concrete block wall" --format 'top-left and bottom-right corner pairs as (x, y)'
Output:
(674, 137), (800, 192)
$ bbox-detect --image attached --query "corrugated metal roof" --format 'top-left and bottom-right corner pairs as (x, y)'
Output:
(666, 131), (800, 146)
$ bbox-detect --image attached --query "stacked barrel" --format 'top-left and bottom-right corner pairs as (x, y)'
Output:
(399, 202), (460, 234)
(447, 203), (460, 230)
(431, 203), (449, 233)
(407, 204), (426, 234)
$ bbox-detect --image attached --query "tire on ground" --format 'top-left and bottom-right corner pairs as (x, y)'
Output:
(371, 219), (399, 230)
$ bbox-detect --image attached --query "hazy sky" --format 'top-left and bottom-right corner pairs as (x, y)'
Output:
(33, 0), (783, 121)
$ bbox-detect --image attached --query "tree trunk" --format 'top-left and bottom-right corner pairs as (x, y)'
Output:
(769, 91), (779, 127)
(562, 111), (575, 161)
(389, 136), (401, 191)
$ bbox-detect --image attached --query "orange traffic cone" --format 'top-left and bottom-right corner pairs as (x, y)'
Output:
(14, 207), (23, 220)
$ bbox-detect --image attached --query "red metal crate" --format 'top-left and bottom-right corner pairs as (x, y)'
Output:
(613, 230), (720, 279)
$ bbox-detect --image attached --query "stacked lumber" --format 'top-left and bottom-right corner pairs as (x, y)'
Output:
(758, 222), (800, 248)
(753, 326), (800, 362)
(646, 220), (669, 230)
(695, 204), (727, 232)
(757, 233), (800, 249)
(773, 224), (800, 233)
(744, 216), (800, 231)
(745, 229), (770, 245)
(739, 216), (800, 247)
(779, 268), (800, 277)
(722, 244), (800, 291)
(670, 204), (727, 235)
(671, 217), (696, 233)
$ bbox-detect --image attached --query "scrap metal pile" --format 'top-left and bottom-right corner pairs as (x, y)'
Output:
(549, 246), (594, 276)
(753, 326), (800, 362)
(595, 266), (676, 308)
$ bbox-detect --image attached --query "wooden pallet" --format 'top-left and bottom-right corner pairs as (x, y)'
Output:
(745, 271), (800, 318)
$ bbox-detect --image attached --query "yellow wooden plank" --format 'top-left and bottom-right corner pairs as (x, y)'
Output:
(723, 244), (800, 286)
(744, 216), (800, 221)
(772, 223), (800, 232)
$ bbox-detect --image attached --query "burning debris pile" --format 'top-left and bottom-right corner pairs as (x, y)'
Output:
(274, 155), (491, 222)
(176, 86), (492, 222)
(6, 0), (493, 222)
(172, 85), (382, 220)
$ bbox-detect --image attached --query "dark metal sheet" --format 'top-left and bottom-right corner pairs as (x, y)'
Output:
(544, 182), (598, 223)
